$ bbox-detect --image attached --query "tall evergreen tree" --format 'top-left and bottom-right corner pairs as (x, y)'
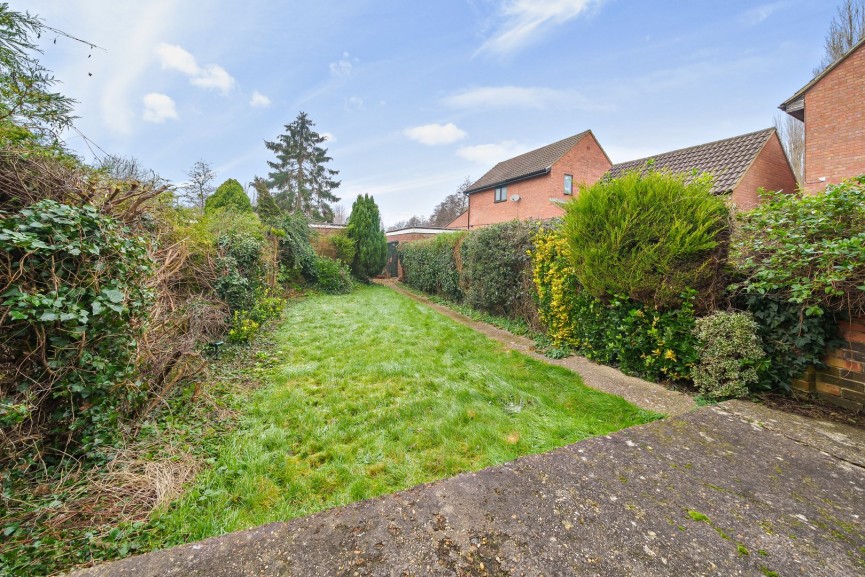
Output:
(253, 176), (281, 223)
(264, 111), (340, 221)
(347, 194), (386, 279)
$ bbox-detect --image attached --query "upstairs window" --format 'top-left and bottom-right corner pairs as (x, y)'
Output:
(495, 186), (507, 203)
(564, 174), (573, 195)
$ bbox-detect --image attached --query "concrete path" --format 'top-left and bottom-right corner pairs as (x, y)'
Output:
(71, 403), (865, 576)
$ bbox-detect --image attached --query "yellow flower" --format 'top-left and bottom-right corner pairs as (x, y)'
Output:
(664, 349), (676, 361)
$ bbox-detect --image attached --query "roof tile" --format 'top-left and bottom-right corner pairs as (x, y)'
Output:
(465, 131), (590, 194)
(606, 128), (775, 194)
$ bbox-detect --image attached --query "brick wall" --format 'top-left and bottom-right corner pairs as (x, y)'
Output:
(732, 133), (799, 209)
(446, 210), (469, 229)
(803, 43), (865, 193)
(310, 226), (345, 258)
(794, 316), (865, 411)
(467, 132), (611, 229)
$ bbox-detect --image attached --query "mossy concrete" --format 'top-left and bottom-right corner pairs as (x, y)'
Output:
(69, 404), (865, 576)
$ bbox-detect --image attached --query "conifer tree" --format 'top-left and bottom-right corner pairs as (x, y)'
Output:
(264, 111), (340, 221)
(347, 194), (386, 279)
(253, 176), (281, 223)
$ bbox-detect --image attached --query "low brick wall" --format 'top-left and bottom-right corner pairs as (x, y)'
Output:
(795, 317), (865, 411)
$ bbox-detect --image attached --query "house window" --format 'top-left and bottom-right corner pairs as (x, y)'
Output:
(495, 186), (507, 203)
(564, 174), (573, 195)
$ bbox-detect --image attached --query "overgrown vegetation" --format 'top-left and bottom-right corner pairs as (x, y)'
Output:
(0, 9), (368, 574)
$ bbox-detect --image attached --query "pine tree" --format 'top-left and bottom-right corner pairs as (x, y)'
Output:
(264, 111), (340, 221)
(253, 176), (281, 223)
(347, 194), (387, 279)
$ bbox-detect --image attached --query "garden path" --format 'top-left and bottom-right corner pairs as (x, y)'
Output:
(381, 280), (695, 417)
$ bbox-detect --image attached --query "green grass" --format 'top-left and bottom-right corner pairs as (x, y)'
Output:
(148, 285), (659, 546)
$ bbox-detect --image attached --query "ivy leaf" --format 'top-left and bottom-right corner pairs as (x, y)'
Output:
(103, 289), (124, 303)
(91, 301), (104, 315)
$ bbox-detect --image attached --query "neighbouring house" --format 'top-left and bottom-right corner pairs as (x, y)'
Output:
(384, 226), (454, 277)
(459, 130), (612, 229)
(779, 37), (865, 411)
(606, 128), (797, 210)
(779, 36), (865, 193)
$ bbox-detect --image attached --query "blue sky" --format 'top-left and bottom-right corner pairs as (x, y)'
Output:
(21, 0), (835, 226)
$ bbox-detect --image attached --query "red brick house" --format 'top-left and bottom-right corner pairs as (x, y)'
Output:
(459, 131), (611, 229)
(606, 128), (798, 210)
(779, 36), (865, 193)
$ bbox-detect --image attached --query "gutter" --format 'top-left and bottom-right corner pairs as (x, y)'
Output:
(463, 167), (551, 195)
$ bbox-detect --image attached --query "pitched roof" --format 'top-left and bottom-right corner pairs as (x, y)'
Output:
(464, 131), (592, 194)
(780, 35), (865, 121)
(605, 128), (776, 195)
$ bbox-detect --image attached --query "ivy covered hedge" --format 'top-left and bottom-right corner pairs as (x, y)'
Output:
(0, 201), (153, 451)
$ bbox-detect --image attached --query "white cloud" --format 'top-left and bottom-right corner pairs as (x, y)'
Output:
(249, 91), (272, 108)
(344, 96), (365, 111)
(142, 93), (178, 123)
(741, 2), (786, 26)
(457, 140), (529, 165)
(330, 52), (355, 77)
(477, 0), (601, 56)
(155, 43), (199, 75)
(443, 85), (610, 112)
(155, 43), (236, 94)
(404, 123), (468, 145)
(190, 64), (235, 93)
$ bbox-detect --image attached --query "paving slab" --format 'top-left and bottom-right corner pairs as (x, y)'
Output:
(70, 404), (865, 577)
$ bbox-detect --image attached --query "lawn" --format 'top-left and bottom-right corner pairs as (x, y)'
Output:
(149, 285), (658, 546)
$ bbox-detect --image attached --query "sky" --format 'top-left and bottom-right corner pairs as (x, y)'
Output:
(19, 0), (838, 226)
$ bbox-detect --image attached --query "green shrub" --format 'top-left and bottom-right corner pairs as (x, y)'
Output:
(730, 176), (865, 317)
(205, 178), (252, 214)
(460, 220), (538, 319)
(399, 232), (464, 302)
(564, 170), (729, 309)
(277, 212), (316, 280)
(0, 201), (153, 453)
(532, 226), (697, 382)
(692, 311), (768, 399)
(312, 255), (354, 294)
(227, 310), (261, 343)
(214, 232), (265, 312)
(330, 232), (357, 265)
